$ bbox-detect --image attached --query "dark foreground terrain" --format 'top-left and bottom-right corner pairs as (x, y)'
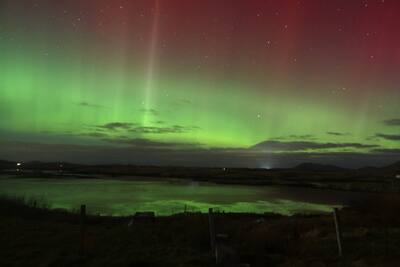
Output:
(1, 195), (400, 267)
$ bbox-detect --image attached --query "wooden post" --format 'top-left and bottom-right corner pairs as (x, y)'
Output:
(208, 208), (217, 261)
(80, 204), (87, 256)
(383, 214), (389, 256)
(333, 208), (343, 257)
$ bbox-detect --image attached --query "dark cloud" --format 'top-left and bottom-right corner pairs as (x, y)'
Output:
(81, 132), (109, 138)
(129, 125), (196, 134)
(77, 102), (105, 108)
(288, 134), (315, 139)
(95, 122), (200, 134)
(97, 122), (139, 130)
(272, 134), (315, 141)
(0, 131), (395, 169)
(383, 119), (400, 126)
(373, 148), (400, 154)
(251, 140), (379, 152)
(376, 133), (400, 141)
(102, 138), (201, 149)
(366, 136), (380, 141)
(327, 132), (351, 136)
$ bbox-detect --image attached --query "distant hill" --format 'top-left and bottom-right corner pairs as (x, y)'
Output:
(0, 160), (16, 170)
(1, 159), (399, 174)
(381, 161), (400, 172)
(357, 166), (379, 172)
(294, 163), (348, 172)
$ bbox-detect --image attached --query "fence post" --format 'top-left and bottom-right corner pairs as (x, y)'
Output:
(80, 204), (87, 256)
(208, 208), (217, 262)
(333, 208), (343, 257)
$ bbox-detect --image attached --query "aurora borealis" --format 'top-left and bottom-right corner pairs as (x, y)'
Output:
(1, 0), (400, 167)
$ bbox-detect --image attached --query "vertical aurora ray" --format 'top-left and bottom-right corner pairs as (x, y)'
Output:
(143, 0), (161, 125)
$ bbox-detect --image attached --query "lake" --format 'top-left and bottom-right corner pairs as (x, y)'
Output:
(0, 177), (374, 216)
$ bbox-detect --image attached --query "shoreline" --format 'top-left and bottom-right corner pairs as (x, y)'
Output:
(1, 170), (395, 194)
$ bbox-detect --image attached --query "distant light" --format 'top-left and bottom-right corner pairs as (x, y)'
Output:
(262, 165), (271, 170)
(396, 174), (400, 179)
(16, 162), (22, 166)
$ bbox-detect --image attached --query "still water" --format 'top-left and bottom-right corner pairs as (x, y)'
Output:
(0, 177), (373, 216)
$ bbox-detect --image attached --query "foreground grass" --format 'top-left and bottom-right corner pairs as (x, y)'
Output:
(1, 196), (400, 266)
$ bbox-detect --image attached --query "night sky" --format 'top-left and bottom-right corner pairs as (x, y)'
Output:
(1, 0), (399, 168)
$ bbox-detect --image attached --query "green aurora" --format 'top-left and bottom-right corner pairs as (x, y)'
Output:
(1, 42), (398, 149)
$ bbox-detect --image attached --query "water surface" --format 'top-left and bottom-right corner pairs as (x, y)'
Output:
(0, 177), (373, 216)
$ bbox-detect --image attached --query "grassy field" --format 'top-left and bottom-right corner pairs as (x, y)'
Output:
(1, 195), (400, 266)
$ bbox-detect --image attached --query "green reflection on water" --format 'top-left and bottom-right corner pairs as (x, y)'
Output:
(0, 178), (335, 216)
